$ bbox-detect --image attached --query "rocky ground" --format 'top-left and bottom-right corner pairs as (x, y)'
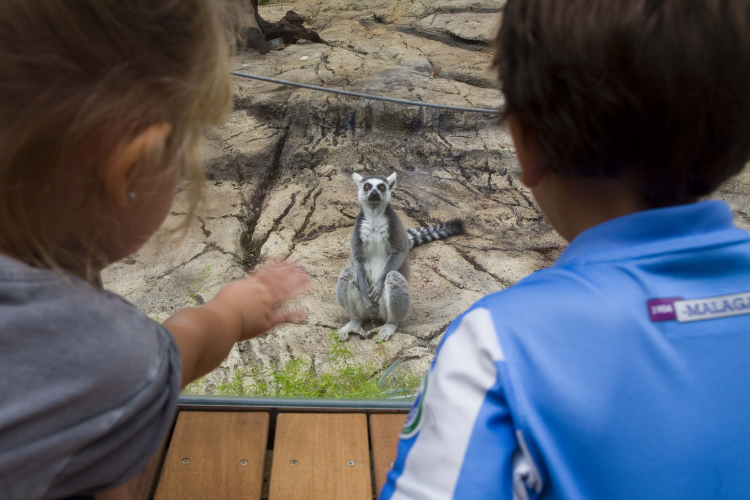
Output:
(101, 0), (750, 394)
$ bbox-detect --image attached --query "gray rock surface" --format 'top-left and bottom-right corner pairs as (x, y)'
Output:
(102, 0), (750, 394)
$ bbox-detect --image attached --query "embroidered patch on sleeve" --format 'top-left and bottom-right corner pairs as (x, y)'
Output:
(648, 292), (750, 323)
(400, 371), (429, 439)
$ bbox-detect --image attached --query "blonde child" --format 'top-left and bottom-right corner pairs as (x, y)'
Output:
(0, 1), (310, 499)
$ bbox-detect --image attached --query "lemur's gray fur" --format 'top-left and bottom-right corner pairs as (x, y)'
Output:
(336, 172), (465, 342)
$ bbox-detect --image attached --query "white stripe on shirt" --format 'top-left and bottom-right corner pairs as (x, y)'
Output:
(391, 307), (505, 500)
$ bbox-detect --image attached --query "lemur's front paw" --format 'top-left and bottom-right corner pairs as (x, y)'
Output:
(369, 280), (384, 302)
(365, 300), (379, 319)
(363, 293), (378, 313)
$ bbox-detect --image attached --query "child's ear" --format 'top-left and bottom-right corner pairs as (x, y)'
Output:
(352, 173), (363, 183)
(103, 123), (172, 207)
(507, 115), (549, 189)
(387, 172), (397, 189)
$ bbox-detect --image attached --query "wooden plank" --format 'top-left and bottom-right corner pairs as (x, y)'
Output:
(369, 413), (407, 495)
(154, 411), (269, 500)
(269, 413), (372, 500)
(124, 436), (169, 500)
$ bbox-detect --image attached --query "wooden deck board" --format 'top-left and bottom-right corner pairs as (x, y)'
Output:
(268, 413), (372, 500)
(122, 436), (169, 500)
(153, 411), (269, 500)
(369, 414), (407, 495)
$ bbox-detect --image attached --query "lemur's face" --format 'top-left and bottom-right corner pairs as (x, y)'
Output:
(352, 172), (396, 208)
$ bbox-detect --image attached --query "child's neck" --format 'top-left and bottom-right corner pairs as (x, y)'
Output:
(533, 172), (649, 243)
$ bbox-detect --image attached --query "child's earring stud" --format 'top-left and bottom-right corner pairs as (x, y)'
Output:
(128, 192), (137, 201)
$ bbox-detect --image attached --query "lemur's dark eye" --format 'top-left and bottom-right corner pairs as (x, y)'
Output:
(364, 184), (371, 191)
(378, 184), (386, 192)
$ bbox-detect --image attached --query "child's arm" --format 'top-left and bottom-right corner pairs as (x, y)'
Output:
(90, 261), (308, 500)
(163, 260), (311, 388)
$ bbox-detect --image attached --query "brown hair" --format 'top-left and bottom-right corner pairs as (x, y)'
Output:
(0, 0), (232, 277)
(493, 0), (750, 207)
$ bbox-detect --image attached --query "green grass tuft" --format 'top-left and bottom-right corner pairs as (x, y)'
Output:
(186, 263), (212, 306)
(200, 331), (423, 399)
(182, 376), (207, 395)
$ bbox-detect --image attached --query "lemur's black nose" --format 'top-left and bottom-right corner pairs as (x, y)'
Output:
(368, 191), (381, 201)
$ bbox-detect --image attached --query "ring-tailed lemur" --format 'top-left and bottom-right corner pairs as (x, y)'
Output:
(336, 172), (465, 342)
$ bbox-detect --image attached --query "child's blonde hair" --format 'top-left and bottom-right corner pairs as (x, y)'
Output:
(0, 0), (233, 278)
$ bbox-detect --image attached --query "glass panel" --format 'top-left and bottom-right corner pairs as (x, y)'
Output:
(97, 0), (750, 401)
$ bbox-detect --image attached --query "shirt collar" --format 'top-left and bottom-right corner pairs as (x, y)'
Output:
(554, 200), (747, 267)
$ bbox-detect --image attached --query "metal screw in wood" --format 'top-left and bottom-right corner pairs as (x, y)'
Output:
(290, 460), (298, 466)
(391, 462), (395, 467)
(240, 460), (247, 466)
(347, 461), (355, 466)
(182, 458), (190, 464)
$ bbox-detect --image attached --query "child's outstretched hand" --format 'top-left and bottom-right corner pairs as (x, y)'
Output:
(164, 258), (312, 388)
(205, 259), (312, 341)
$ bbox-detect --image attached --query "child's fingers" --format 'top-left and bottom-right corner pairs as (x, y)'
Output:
(253, 258), (301, 281)
(254, 260), (313, 302)
(275, 305), (308, 325)
(263, 268), (311, 304)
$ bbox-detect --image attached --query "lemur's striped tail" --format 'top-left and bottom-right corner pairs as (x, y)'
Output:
(407, 219), (465, 249)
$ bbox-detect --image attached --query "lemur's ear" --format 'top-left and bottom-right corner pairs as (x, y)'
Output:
(386, 172), (397, 188)
(352, 173), (363, 183)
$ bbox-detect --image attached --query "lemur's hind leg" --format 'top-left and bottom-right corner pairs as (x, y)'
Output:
(369, 271), (411, 342)
(335, 267), (368, 341)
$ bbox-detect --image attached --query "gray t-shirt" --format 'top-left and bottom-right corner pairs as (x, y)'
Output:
(0, 256), (181, 500)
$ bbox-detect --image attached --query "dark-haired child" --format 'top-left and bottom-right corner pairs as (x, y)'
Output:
(0, 1), (309, 499)
(382, 0), (750, 498)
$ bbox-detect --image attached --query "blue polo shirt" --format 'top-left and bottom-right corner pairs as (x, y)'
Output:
(381, 200), (750, 500)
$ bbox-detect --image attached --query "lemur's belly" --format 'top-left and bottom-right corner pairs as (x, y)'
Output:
(359, 210), (392, 285)
(363, 238), (390, 284)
